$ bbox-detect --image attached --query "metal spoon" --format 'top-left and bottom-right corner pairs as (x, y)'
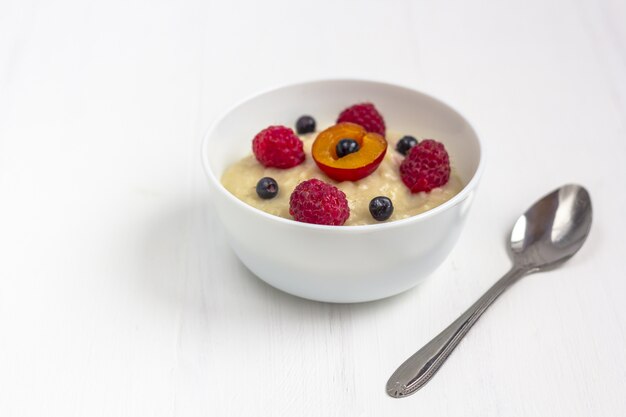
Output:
(386, 184), (592, 398)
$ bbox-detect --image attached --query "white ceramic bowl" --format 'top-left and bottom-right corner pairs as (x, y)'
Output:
(202, 79), (483, 303)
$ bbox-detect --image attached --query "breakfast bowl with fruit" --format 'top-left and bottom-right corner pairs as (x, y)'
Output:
(202, 79), (483, 303)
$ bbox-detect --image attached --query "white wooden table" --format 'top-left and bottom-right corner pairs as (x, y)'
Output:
(1, 0), (625, 415)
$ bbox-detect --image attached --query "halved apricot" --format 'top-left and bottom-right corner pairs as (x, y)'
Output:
(312, 122), (387, 182)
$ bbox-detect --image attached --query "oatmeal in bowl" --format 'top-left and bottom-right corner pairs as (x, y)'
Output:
(202, 79), (482, 302)
(222, 103), (463, 226)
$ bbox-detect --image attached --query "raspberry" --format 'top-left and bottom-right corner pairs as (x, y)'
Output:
(252, 125), (305, 168)
(337, 103), (386, 135)
(289, 179), (350, 226)
(399, 139), (450, 193)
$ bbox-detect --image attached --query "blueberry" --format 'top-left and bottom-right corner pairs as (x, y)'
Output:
(369, 196), (394, 221)
(396, 135), (418, 156)
(256, 177), (279, 199)
(295, 115), (316, 134)
(336, 139), (360, 158)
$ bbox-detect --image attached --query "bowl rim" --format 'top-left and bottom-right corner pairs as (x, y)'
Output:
(201, 78), (484, 233)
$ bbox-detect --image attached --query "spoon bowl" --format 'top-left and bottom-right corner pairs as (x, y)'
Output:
(510, 184), (592, 270)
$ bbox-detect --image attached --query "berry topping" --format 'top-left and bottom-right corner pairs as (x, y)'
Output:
(335, 138), (360, 158)
(396, 135), (418, 156)
(369, 196), (394, 221)
(295, 115), (316, 134)
(252, 125), (305, 169)
(337, 103), (386, 135)
(289, 179), (350, 226)
(256, 177), (279, 199)
(399, 139), (450, 193)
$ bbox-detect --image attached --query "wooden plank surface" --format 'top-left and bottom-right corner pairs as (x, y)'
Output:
(1, 0), (625, 415)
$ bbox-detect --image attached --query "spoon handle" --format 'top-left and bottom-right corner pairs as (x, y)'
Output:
(387, 266), (529, 398)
